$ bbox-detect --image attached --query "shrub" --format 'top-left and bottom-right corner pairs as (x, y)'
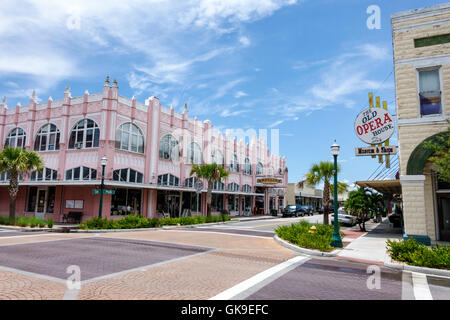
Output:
(275, 221), (340, 252)
(38, 219), (46, 228)
(16, 217), (28, 227)
(47, 218), (54, 228)
(386, 239), (450, 270)
(29, 218), (37, 228)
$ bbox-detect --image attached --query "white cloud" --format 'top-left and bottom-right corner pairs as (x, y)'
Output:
(234, 90), (248, 98)
(239, 36), (251, 47)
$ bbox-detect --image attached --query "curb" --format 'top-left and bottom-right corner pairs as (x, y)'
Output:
(70, 220), (238, 233)
(0, 225), (53, 232)
(384, 255), (450, 278)
(273, 234), (341, 257)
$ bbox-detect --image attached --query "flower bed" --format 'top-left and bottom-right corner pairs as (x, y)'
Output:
(275, 220), (344, 252)
(79, 214), (231, 230)
(386, 239), (450, 270)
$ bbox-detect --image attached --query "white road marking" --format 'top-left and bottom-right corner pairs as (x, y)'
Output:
(165, 229), (272, 239)
(210, 255), (309, 300)
(411, 272), (433, 300)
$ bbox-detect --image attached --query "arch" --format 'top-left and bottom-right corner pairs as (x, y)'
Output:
(229, 154), (239, 172)
(4, 127), (26, 148)
(34, 123), (60, 151)
(113, 168), (144, 183)
(68, 119), (100, 149)
(188, 142), (202, 165)
(243, 158), (251, 175)
(115, 122), (144, 153)
(212, 150), (224, 165)
(406, 131), (450, 175)
(256, 162), (264, 175)
(159, 134), (179, 161)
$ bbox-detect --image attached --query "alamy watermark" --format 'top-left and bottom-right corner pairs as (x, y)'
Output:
(66, 265), (81, 290)
(366, 5), (381, 30)
(366, 265), (381, 290)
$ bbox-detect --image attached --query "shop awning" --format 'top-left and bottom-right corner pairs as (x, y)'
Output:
(355, 179), (402, 195)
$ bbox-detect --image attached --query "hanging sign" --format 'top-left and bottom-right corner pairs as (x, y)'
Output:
(355, 146), (397, 156)
(354, 108), (395, 144)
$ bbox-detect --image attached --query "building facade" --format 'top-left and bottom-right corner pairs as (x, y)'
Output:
(0, 78), (287, 222)
(286, 182), (323, 210)
(392, 4), (450, 243)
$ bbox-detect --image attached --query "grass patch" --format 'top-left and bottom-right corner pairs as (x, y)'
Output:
(386, 239), (450, 270)
(79, 213), (231, 230)
(275, 220), (345, 252)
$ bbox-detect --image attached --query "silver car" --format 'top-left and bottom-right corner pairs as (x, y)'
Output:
(330, 210), (357, 226)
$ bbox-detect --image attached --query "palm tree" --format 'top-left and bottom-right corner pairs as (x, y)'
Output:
(0, 147), (43, 222)
(344, 188), (384, 231)
(330, 182), (349, 198)
(305, 161), (340, 225)
(190, 163), (229, 217)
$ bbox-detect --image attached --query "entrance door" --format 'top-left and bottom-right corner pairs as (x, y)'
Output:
(437, 193), (450, 241)
(35, 188), (47, 219)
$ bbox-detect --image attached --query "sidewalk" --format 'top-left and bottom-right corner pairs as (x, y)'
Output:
(232, 214), (278, 222)
(337, 217), (402, 264)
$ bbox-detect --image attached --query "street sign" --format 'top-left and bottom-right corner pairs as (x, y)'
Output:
(194, 180), (203, 194)
(355, 146), (397, 156)
(354, 107), (395, 144)
(92, 189), (116, 195)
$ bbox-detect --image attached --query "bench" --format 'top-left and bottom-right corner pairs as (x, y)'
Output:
(62, 211), (83, 224)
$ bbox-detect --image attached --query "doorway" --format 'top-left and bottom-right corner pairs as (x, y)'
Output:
(437, 193), (450, 241)
(26, 186), (56, 218)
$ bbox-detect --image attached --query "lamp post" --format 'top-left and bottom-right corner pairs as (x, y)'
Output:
(330, 141), (343, 248)
(98, 156), (107, 218)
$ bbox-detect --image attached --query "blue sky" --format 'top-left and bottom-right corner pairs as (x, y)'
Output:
(0, 0), (445, 187)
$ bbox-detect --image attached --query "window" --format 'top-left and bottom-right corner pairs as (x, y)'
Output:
(185, 177), (196, 188)
(418, 69), (442, 116)
(228, 182), (239, 192)
(0, 172), (22, 181)
(243, 158), (252, 175)
(30, 168), (58, 181)
(116, 122), (144, 153)
(158, 173), (179, 186)
(212, 181), (225, 190)
(113, 168), (144, 183)
(159, 134), (179, 161)
(229, 154), (239, 172)
(68, 119), (100, 149)
(5, 127), (26, 148)
(212, 150), (224, 165)
(242, 184), (252, 193)
(211, 194), (224, 212)
(111, 188), (141, 216)
(256, 162), (263, 175)
(65, 166), (97, 181)
(26, 187), (55, 213)
(187, 142), (202, 165)
(34, 124), (60, 151)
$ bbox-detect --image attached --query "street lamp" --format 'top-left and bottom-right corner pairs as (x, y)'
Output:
(330, 141), (343, 248)
(98, 156), (107, 218)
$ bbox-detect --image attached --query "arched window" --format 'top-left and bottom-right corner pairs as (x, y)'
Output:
(242, 184), (252, 193)
(158, 173), (179, 186)
(5, 127), (26, 148)
(65, 166), (97, 181)
(256, 162), (263, 175)
(113, 168), (143, 183)
(212, 150), (224, 165)
(159, 134), (179, 161)
(243, 158), (252, 175)
(228, 182), (239, 192)
(34, 124), (60, 151)
(30, 168), (58, 181)
(229, 154), (239, 172)
(188, 142), (202, 165)
(115, 122), (144, 153)
(68, 119), (100, 149)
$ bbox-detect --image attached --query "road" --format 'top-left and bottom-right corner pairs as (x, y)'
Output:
(0, 219), (448, 301)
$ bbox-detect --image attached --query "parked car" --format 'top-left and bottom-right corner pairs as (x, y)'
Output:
(282, 204), (306, 217)
(330, 209), (357, 226)
(302, 205), (314, 216)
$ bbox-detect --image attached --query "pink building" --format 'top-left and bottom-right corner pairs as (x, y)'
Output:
(0, 78), (287, 222)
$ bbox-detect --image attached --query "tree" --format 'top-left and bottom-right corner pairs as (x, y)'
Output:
(330, 182), (349, 196)
(0, 147), (43, 222)
(424, 123), (450, 182)
(305, 161), (340, 225)
(190, 163), (229, 217)
(344, 188), (384, 231)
